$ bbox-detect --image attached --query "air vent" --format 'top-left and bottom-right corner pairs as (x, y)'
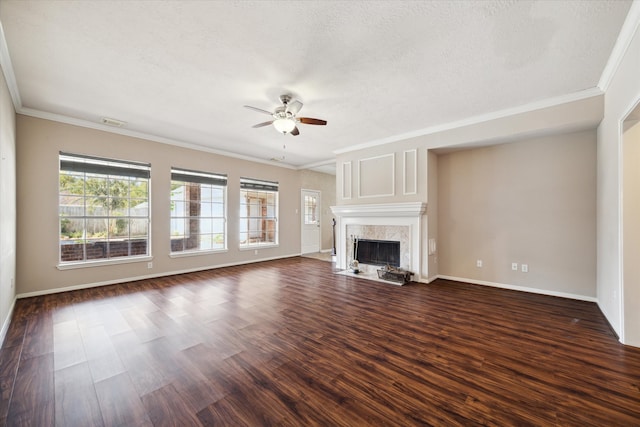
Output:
(101, 117), (126, 127)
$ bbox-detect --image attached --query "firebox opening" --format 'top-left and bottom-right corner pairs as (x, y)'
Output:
(354, 239), (400, 267)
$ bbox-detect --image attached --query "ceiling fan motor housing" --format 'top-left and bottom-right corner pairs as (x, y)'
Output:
(273, 106), (294, 119)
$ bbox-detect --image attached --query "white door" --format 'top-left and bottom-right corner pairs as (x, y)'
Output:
(301, 190), (321, 254)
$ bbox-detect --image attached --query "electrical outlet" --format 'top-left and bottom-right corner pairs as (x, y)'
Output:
(147, 262), (153, 269)
(512, 262), (518, 271)
(521, 264), (528, 273)
(476, 260), (483, 268)
(10, 278), (14, 289)
(254, 250), (258, 255)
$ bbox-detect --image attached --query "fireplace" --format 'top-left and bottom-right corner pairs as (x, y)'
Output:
(331, 202), (427, 282)
(355, 239), (400, 267)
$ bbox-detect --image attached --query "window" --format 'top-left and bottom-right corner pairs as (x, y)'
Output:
(304, 194), (318, 225)
(170, 168), (227, 253)
(239, 178), (278, 248)
(59, 152), (150, 264)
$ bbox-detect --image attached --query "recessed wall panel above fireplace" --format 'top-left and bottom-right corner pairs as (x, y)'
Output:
(358, 154), (395, 198)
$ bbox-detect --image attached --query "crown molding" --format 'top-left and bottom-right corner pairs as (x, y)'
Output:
(334, 87), (603, 155)
(18, 107), (298, 170)
(299, 158), (335, 169)
(0, 20), (22, 109)
(297, 158), (336, 171)
(20, 104), (333, 172)
(598, 0), (640, 92)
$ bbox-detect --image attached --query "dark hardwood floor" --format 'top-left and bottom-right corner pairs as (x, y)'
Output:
(1, 257), (639, 426)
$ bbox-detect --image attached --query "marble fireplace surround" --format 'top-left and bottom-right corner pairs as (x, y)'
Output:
(330, 202), (427, 281)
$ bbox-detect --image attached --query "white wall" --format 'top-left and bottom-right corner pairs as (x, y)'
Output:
(622, 119), (640, 347)
(0, 62), (16, 345)
(597, 11), (640, 342)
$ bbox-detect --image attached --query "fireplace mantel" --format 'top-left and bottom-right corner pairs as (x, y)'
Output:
(331, 202), (427, 282)
(331, 202), (426, 218)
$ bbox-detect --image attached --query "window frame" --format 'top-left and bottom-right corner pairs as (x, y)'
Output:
(169, 167), (228, 256)
(58, 152), (152, 269)
(239, 177), (279, 249)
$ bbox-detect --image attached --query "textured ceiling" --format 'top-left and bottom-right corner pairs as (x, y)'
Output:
(0, 1), (633, 172)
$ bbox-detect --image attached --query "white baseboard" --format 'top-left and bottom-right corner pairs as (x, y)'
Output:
(436, 275), (598, 302)
(418, 275), (439, 284)
(0, 297), (17, 347)
(17, 253), (301, 299)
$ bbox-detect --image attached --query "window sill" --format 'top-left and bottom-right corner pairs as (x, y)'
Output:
(239, 244), (279, 251)
(57, 255), (153, 270)
(170, 249), (228, 258)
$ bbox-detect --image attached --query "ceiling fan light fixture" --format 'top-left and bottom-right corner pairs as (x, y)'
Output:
(273, 117), (296, 134)
(245, 95), (326, 136)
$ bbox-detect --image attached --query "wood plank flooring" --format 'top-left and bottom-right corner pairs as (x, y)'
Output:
(1, 257), (639, 426)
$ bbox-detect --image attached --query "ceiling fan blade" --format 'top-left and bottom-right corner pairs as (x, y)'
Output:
(287, 100), (303, 115)
(252, 120), (273, 128)
(244, 105), (273, 115)
(291, 126), (300, 136)
(298, 117), (327, 126)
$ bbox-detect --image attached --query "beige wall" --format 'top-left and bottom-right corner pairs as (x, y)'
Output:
(437, 131), (597, 298)
(597, 12), (640, 342)
(335, 94), (603, 209)
(0, 63), (16, 344)
(299, 169), (336, 251)
(15, 115), (336, 295)
(334, 94), (602, 283)
(337, 144), (428, 205)
(335, 95), (602, 293)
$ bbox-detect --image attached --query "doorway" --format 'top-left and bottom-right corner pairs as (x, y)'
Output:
(301, 189), (321, 254)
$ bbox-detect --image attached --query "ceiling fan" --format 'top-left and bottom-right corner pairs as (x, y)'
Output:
(244, 94), (327, 136)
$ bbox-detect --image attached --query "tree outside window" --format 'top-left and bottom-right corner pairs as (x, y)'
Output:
(59, 153), (150, 263)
